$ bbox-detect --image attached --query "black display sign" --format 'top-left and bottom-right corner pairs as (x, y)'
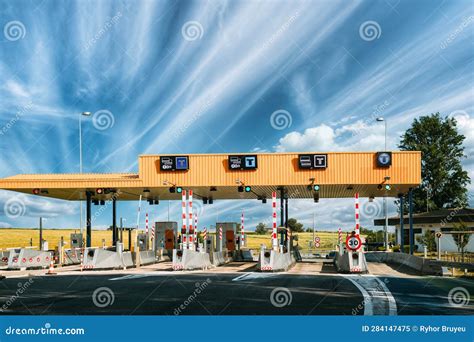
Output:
(298, 154), (328, 169)
(228, 155), (258, 170)
(376, 152), (392, 167)
(160, 156), (189, 171)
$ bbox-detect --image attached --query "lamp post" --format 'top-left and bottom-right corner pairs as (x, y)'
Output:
(79, 112), (91, 241)
(376, 117), (389, 250)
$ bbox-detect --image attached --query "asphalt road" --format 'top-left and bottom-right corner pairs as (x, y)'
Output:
(0, 261), (472, 315)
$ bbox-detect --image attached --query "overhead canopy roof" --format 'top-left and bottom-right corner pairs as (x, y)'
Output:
(374, 208), (474, 226)
(0, 152), (421, 201)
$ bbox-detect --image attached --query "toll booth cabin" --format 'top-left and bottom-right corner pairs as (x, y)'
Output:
(215, 222), (237, 253)
(155, 221), (178, 253)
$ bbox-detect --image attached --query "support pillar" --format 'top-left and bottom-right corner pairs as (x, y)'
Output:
(86, 191), (92, 247)
(112, 197), (117, 246)
(399, 194), (404, 252)
(279, 187), (284, 227)
(408, 188), (414, 255)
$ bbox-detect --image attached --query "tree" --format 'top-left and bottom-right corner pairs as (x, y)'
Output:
(305, 228), (314, 232)
(398, 113), (470, 213)
(255, 222), (267, 235)
(416, 230), (437, 252)
(452, 221), (471, 262)
(287, 218), (304, 232)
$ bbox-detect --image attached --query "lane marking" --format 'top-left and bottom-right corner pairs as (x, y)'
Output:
(343, 275), (397, 315)
(231, 272), (277, 282)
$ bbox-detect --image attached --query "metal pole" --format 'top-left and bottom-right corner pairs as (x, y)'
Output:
(86, 191), (92, 247)
(399, 194), (404, 252)
(384, 196), (388, 250)
(279, 188), (284, 227)
(120, 217), (123, 242)
(79, 114), (83, 240)
(408, 188), (414, 255)
(39, 217), (43, 250)
(437, 235), (441, 261)
(112, 197), (117, 246)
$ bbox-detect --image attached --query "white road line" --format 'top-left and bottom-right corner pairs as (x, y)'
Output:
(231, 272), (277, 282)
(343, 275), (397, 315)
(374, 277), (397, 315)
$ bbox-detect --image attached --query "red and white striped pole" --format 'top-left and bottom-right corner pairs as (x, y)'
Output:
(145, 213), (149, 250)
(151, 215), (155, 250)
(203, 227), (207, 241)
(241, 211), (245, 247)
(338, 227), (342, 243)
(188, 190), (193, 249)
(219, 226), (223, 251)
(181, 190), (187, 249)
(355, 193), (360, 236)
(194, 212), (198, 248)
(272, 191), (278, 251)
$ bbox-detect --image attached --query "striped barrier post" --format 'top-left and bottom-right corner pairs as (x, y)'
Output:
(241, 211), (245, 248)
(355, 193), (360, 235)
(151, 215), (155, 250)
(194, 212), (198, 248)
(145, 213), (149, 248)
(272, 191), (278, 251)
(219, 226), (223, 251)
(338, 227), (342, 243)
(188, 190), (193, 250)
(181, 190), (187, 249)
(203, 227), (207, 241)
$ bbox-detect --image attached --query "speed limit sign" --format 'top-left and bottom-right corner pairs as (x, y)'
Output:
(315, 242), (320, 248)
(346, 235), (362, 251)
(314, 236), (320, 243)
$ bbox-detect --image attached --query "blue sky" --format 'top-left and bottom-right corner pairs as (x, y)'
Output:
(0, 0), (473, 233)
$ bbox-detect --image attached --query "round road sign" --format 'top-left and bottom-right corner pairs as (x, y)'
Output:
(314, 236), (320, 243)
(315, 242), (320, 248)
(346, 235), (362, 251)
(435, 232), (442, 239)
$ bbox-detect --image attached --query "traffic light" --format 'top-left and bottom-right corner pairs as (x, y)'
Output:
(169, 187), (176, 193)
(313, 185), (320, 191)
(245, 186), (251, 192)
(238, 186), (244, 192)
(32, 188), (40, 195)
(384, 184), (391, 191)
(176, 187), (183, 193)
(96, 188), (104, 195)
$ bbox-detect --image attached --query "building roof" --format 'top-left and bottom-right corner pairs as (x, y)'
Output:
(0, 151), (421, 201)
(374, 208), (474, 226)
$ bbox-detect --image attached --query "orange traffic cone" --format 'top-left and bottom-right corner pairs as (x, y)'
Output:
(46, 260), (56, 275)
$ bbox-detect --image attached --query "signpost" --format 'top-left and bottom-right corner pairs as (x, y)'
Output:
(436, 232), (442, 260)
(346, 235), (362, 251)
(228, 155), (258, 170)
(160, 156), (189, 171)
(298, 154), (328, 169)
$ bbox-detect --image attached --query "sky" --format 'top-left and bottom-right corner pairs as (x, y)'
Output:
(0, 0), (473, 233)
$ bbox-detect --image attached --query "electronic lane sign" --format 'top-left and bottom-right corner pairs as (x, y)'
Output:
(298, 154), (328, 169)
(376, 152), (392, 167)
(160, 156), (189, 171)
(228, 155), (258, 170)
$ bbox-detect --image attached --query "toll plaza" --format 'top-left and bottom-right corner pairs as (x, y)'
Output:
(0, 151), (421, 272)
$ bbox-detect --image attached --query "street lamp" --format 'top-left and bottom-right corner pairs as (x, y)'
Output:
(376, 117), (387, 151)
(79, 112), (91, 240)
(376, 117), (389, 250)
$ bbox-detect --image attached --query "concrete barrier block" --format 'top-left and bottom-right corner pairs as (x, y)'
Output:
(8, 249), (52, 269)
